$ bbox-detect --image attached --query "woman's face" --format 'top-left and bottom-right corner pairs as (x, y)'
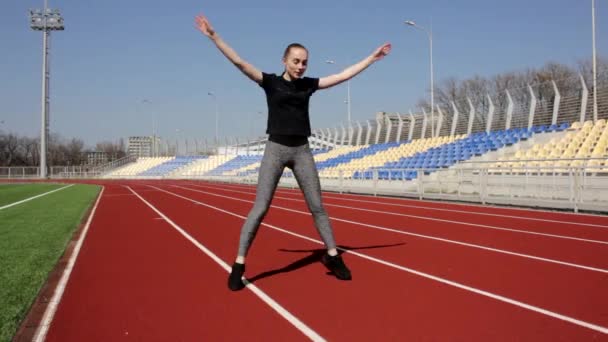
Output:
(283, 47), (308, 80)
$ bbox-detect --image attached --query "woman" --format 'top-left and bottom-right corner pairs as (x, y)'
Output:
(195, 14), (391, 291)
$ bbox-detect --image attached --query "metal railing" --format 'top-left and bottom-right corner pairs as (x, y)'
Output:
(2, 161), (606, 213)
(0, 166), (103, 179)
(91, 155), (136, 175)
(0, 167), (40, 179)
(188, 164), (607, 213)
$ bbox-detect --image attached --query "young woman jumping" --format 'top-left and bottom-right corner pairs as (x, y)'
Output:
(195, 13), (391, 291)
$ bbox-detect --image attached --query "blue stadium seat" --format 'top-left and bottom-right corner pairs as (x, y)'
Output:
(138, 156), (207, 176)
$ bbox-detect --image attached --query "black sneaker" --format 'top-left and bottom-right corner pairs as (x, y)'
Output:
(321, 253), (352, 280)
(228, 263), (246, 291)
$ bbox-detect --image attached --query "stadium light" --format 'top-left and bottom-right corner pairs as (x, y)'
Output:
(29, 9), (64, 31)
(29, 1), (65, 178)
(207, 92), (219, 144)
(405, 19), (435, 137)
(325, 60), (352, 127)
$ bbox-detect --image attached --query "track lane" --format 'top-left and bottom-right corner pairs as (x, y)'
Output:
(45, 183), (310, 341)
(190, 181), (608, 241)
(204, 181), (608, 227)
(142, 182), (607, 340)
(176, 182), (608, 270)
(161, 182), (608, 329)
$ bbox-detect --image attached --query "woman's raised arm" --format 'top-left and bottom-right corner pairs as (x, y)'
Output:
(318, 43), (391, 89)
(195, 14), (263, 84)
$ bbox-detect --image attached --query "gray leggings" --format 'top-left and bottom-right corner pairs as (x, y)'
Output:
(237, 140), (336, 257)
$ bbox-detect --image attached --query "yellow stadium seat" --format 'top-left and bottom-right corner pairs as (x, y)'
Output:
(563, 149), (576, 158)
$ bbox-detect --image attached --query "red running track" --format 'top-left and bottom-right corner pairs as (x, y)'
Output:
(40, 180), (608, 341)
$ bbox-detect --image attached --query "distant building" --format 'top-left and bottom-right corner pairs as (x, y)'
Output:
(85, 151), (109, 165)
(128, 136), (153, 158)
(128, 136), (162, 157)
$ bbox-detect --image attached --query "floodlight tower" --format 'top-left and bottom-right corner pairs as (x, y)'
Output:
(29, 0), (64, 178)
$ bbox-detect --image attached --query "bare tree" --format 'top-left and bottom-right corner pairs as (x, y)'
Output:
(577, 56), (608, 89)
(96, 139), (127, 160)
(415, 58), (608, 132)
(23, 137), (39, 166)
(0, 131), (130, 167)
(66, 138), (85, 165)
(0, 133), (20, 166)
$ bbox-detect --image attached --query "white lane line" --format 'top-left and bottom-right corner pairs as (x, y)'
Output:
(0, 184), (74, 211)
(33, 186), (104, 342)
(127, 186), (325, 342)
(101, 193), (137, 198)
(319, 194), (608, 229)
(326, 187), (608, 219)
(191, 181), (608, 229)
(148, 184), (608, 336)
(171, 184), (608, 274)
(186, 183), (608, 246)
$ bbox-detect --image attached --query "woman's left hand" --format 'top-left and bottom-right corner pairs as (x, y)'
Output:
(372, 43), (391, 61)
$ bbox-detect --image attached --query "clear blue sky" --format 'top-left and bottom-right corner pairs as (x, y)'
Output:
(1, 0), (606, 147)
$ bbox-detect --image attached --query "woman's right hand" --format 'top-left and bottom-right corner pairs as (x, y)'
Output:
(195, 14), (216, 38)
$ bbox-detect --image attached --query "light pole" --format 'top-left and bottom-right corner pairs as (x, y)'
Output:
(325, 60), (352, 143)
(207, 92), (219, 144)
(249, 110), (263, 139)
(405, 20), (435, 137)
(175, 128), (181, 156)
(591, 0), (598, 122)
(29, 1), (64, 178)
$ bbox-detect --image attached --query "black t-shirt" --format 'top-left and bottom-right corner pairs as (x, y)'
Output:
(259, 72), (319, 137)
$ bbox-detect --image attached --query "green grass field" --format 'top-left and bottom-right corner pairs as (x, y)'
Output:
(0, 183), (66, 208)
(0, 183), (100, 342)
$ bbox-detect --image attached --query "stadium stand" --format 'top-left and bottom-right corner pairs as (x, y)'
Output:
(231, 145), (364, 177)
(489, 120), (607, 172)
(138, 156), (207, 177)
(104, 157), (172, 178)
(206, 155), (262, 176)
(345, 136), (464, 179)
(177, 155), (236, 177)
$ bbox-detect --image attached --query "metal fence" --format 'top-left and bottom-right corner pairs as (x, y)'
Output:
(187, 165), (608, 213)
(0, 166), (102, 179)
(2, 162), (607, 213)
(308, 72), (608, 148)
